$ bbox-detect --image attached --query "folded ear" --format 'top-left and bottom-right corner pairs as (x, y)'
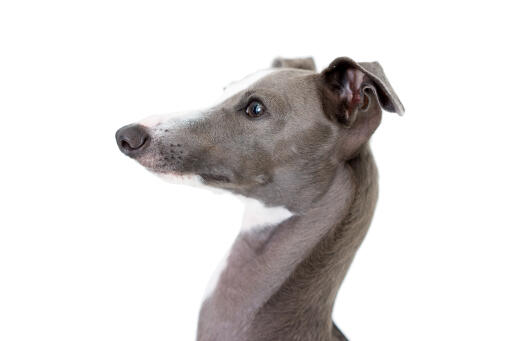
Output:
(272, 57), (316, 71)
(321, 57), (404, 123)
(320, 57), (404, 157)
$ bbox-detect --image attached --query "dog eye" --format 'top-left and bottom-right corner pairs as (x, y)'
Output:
(245, 101), (265, 118)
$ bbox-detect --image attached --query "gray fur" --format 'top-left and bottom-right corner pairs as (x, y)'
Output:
(115, 56), (403, 340)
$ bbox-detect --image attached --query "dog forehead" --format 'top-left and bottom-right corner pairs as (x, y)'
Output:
(217, 68), (312, 105)
(221, 69), (278, 99)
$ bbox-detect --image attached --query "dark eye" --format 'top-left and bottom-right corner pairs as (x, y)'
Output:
(245, 101), (266, 118)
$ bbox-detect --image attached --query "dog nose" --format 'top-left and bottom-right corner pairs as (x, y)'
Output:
(115, 124), (150, 156)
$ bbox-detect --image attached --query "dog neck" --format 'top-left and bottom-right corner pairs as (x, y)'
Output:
(197, 146), (378, 341)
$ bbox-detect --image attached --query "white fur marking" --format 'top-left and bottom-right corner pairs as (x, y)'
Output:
(138, 114), (171, 128)
(215, 68), (277, 105)
(240, 197), (294, 232)
(139, 110), (207, 130)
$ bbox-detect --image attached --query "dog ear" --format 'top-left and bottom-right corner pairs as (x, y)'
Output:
(321, 57), (404, 157)
(272, 57), (316, 71)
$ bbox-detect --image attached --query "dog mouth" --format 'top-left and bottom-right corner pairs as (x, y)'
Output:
(138, 156), (231, 184)
(130, 140), (233, 186)
(199, 173), (231, 183)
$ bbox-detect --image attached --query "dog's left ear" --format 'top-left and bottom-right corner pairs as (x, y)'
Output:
(321, 57), (404, 157)
(272, 57), (316, 71)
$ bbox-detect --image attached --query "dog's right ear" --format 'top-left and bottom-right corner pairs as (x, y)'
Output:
(321, 57), (404, 122)
(320, 57), (404, 158)
(272, 57), (316, 71)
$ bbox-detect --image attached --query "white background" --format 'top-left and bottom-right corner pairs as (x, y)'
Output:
(1, 1), (510, 340)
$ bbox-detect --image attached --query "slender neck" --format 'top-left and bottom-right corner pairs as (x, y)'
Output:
(197, 147), (378, 341)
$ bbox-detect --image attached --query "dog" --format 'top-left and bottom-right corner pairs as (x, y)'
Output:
(115, 56), (404, 341)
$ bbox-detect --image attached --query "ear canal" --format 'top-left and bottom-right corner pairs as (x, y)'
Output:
(338, 68), (367, 125)
(272, 57), (317, 71)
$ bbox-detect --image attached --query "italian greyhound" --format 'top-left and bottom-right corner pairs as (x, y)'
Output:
(115, 56), (404, 341)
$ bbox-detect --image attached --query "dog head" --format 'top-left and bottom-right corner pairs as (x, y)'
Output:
(116, 56), (403, 212)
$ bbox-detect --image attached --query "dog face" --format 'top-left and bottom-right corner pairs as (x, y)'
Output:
(116, 57), (403, 212)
